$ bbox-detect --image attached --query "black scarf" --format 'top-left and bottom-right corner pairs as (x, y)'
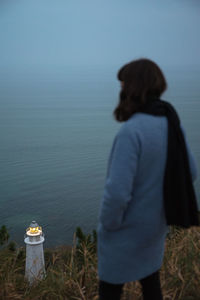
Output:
(139, 98), (199, 229)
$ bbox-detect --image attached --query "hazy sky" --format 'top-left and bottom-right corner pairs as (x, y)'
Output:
(0, 0), (199, 70)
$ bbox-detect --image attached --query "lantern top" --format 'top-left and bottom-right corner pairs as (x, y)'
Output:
(26, 220), (42, 236)
(30, 221), (38, 227)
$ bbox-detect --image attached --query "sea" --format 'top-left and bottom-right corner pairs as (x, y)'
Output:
(0, 65), (199, 247)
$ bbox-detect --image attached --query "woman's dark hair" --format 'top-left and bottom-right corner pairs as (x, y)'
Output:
(114, 58), (167, 122)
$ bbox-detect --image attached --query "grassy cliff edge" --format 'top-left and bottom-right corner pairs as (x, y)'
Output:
(0, 226), (200, 300)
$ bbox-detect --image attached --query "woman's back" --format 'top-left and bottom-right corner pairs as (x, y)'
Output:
(120, 113), (168, 229)
(98, 113), (170, 284)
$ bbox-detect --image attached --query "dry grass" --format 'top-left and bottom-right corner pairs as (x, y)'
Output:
(0, 226), (200, 300)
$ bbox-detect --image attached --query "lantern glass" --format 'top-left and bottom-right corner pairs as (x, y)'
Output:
(26, 221), (42, 236)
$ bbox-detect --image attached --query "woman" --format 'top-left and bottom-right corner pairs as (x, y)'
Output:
(97, 58), (198, 300)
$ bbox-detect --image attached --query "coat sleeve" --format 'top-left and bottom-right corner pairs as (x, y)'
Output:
(99, 125), (140, 231)
(180, 124), (198, 182)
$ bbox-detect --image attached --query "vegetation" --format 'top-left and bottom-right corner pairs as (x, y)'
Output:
(0, 225), (200, 299)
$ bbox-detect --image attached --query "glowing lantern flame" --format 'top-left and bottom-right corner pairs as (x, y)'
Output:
(26, 221), (42, 236)
(30, 226), (39, 234)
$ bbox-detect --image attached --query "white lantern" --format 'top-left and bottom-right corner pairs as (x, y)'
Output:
(24, 221), (45, 284)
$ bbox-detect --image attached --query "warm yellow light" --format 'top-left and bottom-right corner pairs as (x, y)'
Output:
(26, 221), (42, 236)
(30, 226), (39, 234)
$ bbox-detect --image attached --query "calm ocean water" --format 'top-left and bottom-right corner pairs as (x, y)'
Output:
(0, 65), (199, 247)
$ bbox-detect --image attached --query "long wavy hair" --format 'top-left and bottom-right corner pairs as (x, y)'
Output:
(114, 58), (167, 122)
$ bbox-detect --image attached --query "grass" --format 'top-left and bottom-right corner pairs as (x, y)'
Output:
(0, 226), (200, 300)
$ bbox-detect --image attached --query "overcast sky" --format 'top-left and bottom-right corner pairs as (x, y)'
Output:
(0, 0), (199, 70)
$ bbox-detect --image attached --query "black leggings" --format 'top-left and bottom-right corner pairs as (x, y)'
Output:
(99, 270), (163, 300)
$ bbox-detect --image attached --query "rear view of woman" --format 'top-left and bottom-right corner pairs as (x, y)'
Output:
(97, 58), (198, 300)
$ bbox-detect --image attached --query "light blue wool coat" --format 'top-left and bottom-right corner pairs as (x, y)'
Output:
(97, 113), (198, 284)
